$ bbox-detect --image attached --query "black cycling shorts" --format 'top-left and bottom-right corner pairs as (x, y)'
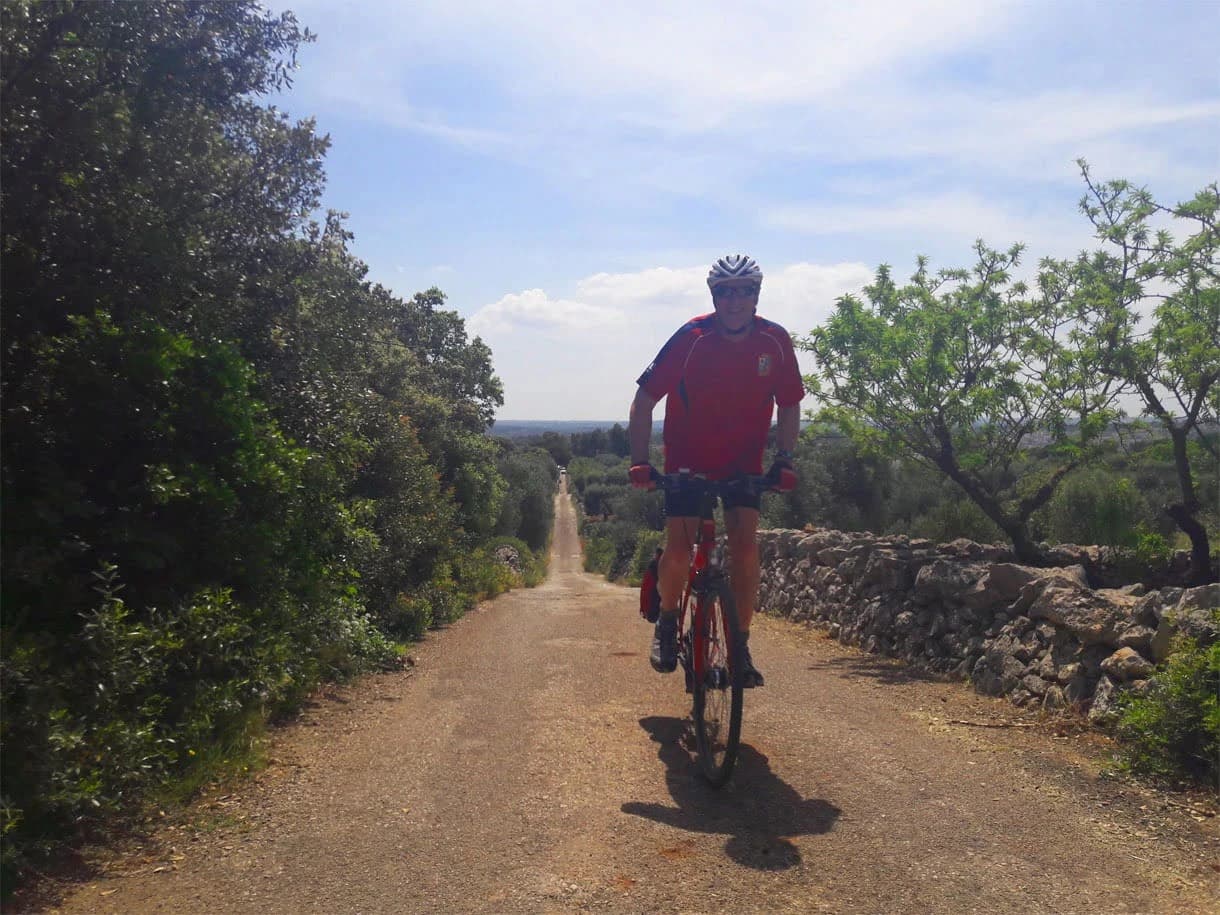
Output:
(664, 486), (761, 519)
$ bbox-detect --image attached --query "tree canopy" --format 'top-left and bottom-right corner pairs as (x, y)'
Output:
(0, 1), (553, 882)
(801, 241), (1124, 561)
(800, 170), (1217, 581)
(1054, 163), (1219, 583)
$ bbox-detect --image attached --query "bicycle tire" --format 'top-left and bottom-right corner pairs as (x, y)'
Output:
(691, 577), (744, 787)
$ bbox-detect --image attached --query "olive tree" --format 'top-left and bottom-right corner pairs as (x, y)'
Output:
(801, 242), (1123, 562)
(1059, 164), (1219, 583)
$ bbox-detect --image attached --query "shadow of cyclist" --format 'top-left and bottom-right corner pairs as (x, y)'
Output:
(621, 716), (841, 871)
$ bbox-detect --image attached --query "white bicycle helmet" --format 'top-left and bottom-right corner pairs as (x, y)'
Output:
(707, 254), (763, 290)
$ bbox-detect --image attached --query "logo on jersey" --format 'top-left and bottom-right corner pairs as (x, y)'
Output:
(757, 354), (772, 376)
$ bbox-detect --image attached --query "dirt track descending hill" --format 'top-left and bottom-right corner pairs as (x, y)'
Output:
(39, 479), (1219, 913)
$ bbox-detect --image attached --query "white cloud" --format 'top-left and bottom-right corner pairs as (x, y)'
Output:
(762, 263), (876, 336)
(476, 260), (873, 419)
(763, 191), (1095, 257)
(285, 1), (1018, 153)
(281, 0), (1218, 201)
(573, 267), (710, 326)
(467, 288), (624, 336)
(291, 0), (1017, 116)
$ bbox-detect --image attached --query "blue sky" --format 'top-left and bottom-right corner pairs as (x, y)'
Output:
(266, 0), (1219, 421)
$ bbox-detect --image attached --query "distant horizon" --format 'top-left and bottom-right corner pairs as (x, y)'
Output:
(490, 415), (1217, 429)
(493, 418), (629, 424)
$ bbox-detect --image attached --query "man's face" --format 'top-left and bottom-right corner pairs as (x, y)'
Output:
(711, 282), (760, 333)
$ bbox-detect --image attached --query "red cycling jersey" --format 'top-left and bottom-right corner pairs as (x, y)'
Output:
(637, 314), (805, 478)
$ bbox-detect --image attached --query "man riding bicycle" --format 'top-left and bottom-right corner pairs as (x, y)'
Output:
(628, 254), (803, 688)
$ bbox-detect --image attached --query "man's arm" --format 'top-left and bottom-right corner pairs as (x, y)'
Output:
(775, 403), (800, 455)
(629, 387), (658, 464)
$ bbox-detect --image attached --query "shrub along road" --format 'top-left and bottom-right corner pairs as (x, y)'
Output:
(40, 479), (1218, 913)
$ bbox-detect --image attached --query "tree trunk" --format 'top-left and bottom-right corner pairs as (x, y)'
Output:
(1166, 426), (1216, 585)
(1166, 503), (1217, 586)
(1004, 524), (1042, 565)
(935, 457), (1042, 564)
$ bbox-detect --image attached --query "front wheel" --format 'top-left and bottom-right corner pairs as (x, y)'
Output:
(691, 578), (743, 787)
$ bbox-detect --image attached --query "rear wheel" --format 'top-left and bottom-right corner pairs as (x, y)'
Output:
(691, 578), (743, 787)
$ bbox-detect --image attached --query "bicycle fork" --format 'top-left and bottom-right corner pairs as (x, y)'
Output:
(685, 572), (733, 691)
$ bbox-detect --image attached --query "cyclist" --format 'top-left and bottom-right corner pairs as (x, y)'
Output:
(627, 254), (803, 687)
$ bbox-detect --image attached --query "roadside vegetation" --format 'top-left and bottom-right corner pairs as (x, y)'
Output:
(569, 423), (1216, 588)
(0, 1), (557, 887)
(1115, 629), (1220, 787)
(802, 168), (1217, 583)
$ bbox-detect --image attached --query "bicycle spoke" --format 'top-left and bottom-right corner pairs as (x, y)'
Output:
(692, 579), (743, 786)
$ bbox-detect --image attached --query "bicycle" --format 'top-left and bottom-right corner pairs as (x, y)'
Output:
(649, 469), (780, 787)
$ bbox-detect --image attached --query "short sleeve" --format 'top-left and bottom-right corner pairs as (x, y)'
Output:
(637, 324), (692, 401)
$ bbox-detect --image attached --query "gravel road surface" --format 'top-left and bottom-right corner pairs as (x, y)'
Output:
(34, 479), (1219, 914)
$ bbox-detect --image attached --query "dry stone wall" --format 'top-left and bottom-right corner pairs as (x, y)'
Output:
(758, 528), (1219, 722)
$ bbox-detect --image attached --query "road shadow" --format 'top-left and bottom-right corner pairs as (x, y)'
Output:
(811, 654), (952, 686)
(622, 716), (840, 870)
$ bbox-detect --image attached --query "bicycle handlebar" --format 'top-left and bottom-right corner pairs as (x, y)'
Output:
(648, 468), (782, 498)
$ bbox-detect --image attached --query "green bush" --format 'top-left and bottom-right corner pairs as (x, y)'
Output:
(1107, 526), (1177, 585)
(502, 537), (548, 588)
(350, 411), (460, 632)
(583, 482), (632, 518)
(581, 519), (640, 580)
(565, 455), (626, 496)
(452, 550), (517, 603)
(448, 536), (547, 606)
(0, 566), (397, 882)
(3, 314), (317, 634)
(1, 3), (521, 890)
(909, 497), (1005, 544)
(610, 487), (665, 532)
(493, 447), (558, 551)
(1035, 468), (1152, 547)
(583, 531), (617, 577)
(1115, 631), (1220, 786)
(627, 530), (666, 587)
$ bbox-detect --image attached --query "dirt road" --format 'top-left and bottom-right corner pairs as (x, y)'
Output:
(39, 479), (1219, 913)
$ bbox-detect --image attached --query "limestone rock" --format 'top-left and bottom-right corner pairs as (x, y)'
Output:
(1088, 675), (1121, 724)
(858, 551), (913, 592)
(962, 567), (1027, 611)
(913, 560), (987, 605)
(1117, 625), (1156, 653)
(1131, 591), (1164, 627)
(1100, 647), (1155, 682)
(1177, 583), (1220, 613)
(1149, 584), (1220, 662)
(1029, 586), (1139, 645)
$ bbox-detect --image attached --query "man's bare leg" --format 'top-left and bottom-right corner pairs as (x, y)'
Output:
(724, 506), (763, 686)
(724, 506), (760, 632)
(659, 516), (699, 611)
(650, 516), (698, 673)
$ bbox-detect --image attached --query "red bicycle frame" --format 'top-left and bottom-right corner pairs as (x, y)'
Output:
(650, 469), (772, 785)
(678, 513), (723, 687)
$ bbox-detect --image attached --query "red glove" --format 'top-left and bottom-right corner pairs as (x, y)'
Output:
(629, 463), (656, 490)
(766, 459), (797, 493)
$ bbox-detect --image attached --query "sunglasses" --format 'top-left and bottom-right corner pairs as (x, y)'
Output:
(713, 285), (760, 300)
